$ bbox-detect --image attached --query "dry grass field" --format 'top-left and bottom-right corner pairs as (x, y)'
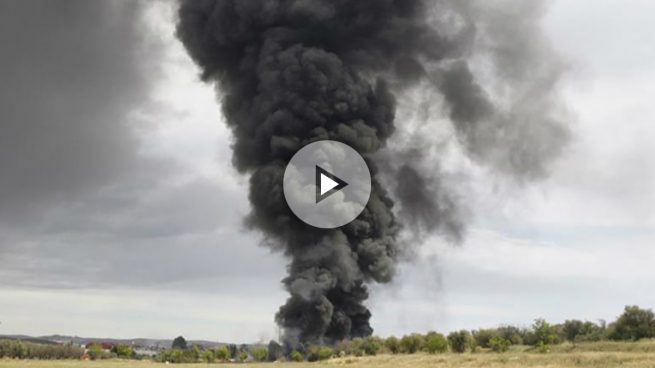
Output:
(3, 341), (655, 368)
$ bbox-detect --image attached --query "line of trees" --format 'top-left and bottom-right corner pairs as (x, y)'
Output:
(155, 305), (655, 363)
(2, 305), (655, 362)
(0, 340), (83, 360)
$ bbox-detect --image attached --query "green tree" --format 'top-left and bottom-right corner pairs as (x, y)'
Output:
(238, 350), (249, 362)
(472, 329), (497, 349)
(384, 336), (400, 354)
(252, 347), (268, 362)
(290, 350), (303, 362)
(448, 330), (472, 353)
(362, 336), (382, 355)
(201, 350), (215, 363)
(424, 332), (448, 354)
(562, 320), (584, 342)
(497, 325), (523, 345)
(111, 344), (134, 358)
(214, 345), (230, 361)
(489, 336), (511, 353)
(307, 345), (333, 361)
(399, 334), (423, 354)
(609, 306), (655, 341)
(171, 336), (188, 350)
(532, 319), (557, 346)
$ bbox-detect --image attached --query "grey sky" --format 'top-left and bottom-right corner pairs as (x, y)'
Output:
(0, 0), (654, 343)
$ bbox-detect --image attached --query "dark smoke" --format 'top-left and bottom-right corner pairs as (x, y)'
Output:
(176, 0), (568, 345)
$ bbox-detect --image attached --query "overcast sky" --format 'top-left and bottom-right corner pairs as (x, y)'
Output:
(0, 0), (654, 343)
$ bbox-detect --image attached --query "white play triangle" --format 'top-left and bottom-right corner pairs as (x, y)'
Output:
(320, 173), (339, 195)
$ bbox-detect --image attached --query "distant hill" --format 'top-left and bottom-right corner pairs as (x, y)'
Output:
(0, 335), (228, 349)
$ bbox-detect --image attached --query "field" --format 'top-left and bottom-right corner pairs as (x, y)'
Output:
(3, 341), (655, 368)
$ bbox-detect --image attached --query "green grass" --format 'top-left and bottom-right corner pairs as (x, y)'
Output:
(3, 341), (655, 368)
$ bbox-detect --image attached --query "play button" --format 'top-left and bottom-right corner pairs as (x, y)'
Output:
(283, 140), (372, 229)
(316, 166), (348, 203)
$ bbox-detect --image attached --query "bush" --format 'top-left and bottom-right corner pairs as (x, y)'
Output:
(489, 336), (511, 353)
(111, 344), (134, 359)
(532, 319), (557, 347)
(252, 347), (268, 362)
(86, 343), (111, 360)
(497, 325), (523, 345)
(214, 345), (229, 361)
(361, 336), (382, 356)
(384, 336), (400, 354)
(424, 332), (448, 354)
(399, 334), (423, 354)
(201, 350), (215, 363)
(290, 350), (303, 362)
(238, 350), (249, 362)
(307, 346), (333, 361)
(448, 330), (472, 353)
(473, 329), (498, 349)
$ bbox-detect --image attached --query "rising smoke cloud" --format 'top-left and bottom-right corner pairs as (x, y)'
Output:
(176, 0), (568, 345)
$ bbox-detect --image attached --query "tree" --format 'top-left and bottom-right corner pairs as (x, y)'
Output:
(361, 336), (382, 355)
(238, 350), (249, 362)
(307, 345), (333, 361)
(448, 330), (472, 353)
(497, 325), (523, 345)
(489, 336), (511, 353)
(111, 344), (134, 358)
(532, 319), (557, 346)
(399, 334), (423, 354)
(214, 346), (230, 361)
(609, 306), (655, 341)
(472, 329), (497, 348)
(290, 350), (303, 362)
(424, 332), (448, 354)
(171, 336), (188, 350)
(384, 336), (400, 354)
(562, 320), (585, 342)
(201, 350), (215, 363)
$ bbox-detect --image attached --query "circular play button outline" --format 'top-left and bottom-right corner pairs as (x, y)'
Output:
(283, 140), (372, 229)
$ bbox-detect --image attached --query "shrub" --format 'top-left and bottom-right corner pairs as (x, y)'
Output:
(111, 344), (134, 359)
(489, 336), (511, 353)
(424, 332), (448, 354)
(307, 345), (333, 361)
(86, 343), (111, 360)
(238, 350), (249, 362)
(214, 345), (229, 361)
(448, 330), (472, 353)
(472, 329), (498, 349)
(201, 350), (215, 363)
(532, 319), (557, 346)
(362, 336), (382, 356)
(290, 350), (303, 362)
(399, 334), (423, 354)
(497, 325), (523, 345)
(384, 336), (400, 354)
(252, 347), (268, 362)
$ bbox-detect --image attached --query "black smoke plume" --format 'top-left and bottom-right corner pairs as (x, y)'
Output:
(176, 0), (568, 345)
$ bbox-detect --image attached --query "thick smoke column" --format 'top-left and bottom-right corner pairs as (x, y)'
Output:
(176, 0), (568, 344)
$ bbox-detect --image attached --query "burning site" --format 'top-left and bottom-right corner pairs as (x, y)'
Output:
(1, 0), (654, 367)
